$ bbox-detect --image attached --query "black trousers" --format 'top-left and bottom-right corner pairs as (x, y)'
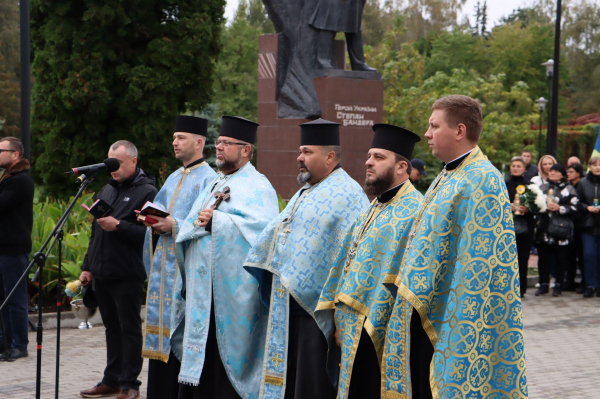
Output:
(537, 243), (569, 286)
(148, 351), (181, 399)
(178, 304), (240, 399)
(516, 233), (533, 294)
(410, 310), (434, 399)
(566, 232), (585, 287)
(285, 299), (336, 399)
(94, 278), (144, 390)
(347, 327), (381, 399)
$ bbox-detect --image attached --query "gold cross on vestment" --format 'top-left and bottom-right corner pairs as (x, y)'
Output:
(276, 284), (286, 298)
(150, 291), (159, 304)
(272, 353), (283, 368)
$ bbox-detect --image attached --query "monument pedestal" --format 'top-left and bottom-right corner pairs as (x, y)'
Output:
(257, 34), (384, 200)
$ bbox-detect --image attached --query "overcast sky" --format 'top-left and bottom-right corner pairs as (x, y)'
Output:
(224, 0), (534, 27)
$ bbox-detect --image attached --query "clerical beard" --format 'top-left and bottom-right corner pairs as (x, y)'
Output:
(216, 150), (243, 172)
(297, 162), (311, 184)
(364, 167), (394, 196)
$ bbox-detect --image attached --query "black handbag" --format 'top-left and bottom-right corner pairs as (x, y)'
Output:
(548, 213), (573, 240)
(513, 216), (529, 237)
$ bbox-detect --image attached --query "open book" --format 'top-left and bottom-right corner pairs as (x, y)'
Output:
(135, 201), (170, 224)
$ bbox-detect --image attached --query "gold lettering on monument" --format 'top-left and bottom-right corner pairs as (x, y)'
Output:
(334, 103), (377, 126)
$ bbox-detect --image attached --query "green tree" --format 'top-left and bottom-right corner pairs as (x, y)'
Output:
(562, 0), (600, 115)
(212, 0), (273, 119)
(30, 0), (225, 197)
(0, 0), (20, 137)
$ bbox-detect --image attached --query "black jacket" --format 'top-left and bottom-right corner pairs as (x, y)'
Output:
(505, 174), (534, 231)
(536, 179), (578, 245)
(576, 173), (600, 235)
(0, 159), (34, 255)
(523, 164), (539, 182)
(81, 169), (157, 281)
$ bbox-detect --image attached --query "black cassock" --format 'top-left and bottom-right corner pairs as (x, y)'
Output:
(177, 303), (241, 399)
(147, 352), (181, 399)
(309, 0), (366, 33)
(285, 297), (337, 399)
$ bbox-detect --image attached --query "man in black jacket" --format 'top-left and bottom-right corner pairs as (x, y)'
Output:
(79, 140), (157, 399)
(0, 137), (34, 361)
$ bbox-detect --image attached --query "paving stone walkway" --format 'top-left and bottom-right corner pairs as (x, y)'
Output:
(1, 292), (599, 398)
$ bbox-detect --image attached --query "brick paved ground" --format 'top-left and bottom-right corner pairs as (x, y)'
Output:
(1, 294), (599, 398)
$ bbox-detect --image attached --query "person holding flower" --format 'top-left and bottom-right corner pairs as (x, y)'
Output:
(531, 154), (557, 187)
(535, 164), (579, 297)
(505, 156), (534, 297)
(576, 156), (600, 298)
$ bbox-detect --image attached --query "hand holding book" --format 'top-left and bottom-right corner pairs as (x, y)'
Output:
(136, 201), (173, 234)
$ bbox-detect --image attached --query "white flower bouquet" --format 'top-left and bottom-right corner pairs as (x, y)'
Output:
(522, 184), (547, 213)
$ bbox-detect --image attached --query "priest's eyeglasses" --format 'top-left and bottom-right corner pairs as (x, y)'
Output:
(215, 140), (248, 148)
(0, 149), (16, 153)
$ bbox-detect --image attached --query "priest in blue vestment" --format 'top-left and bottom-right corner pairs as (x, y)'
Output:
(315, 124), (423, 399)
(170, 116), (279, 399)
(244, 119), (369, 399)
(382, 95), (528, 399)
(140, 115), (216, 399)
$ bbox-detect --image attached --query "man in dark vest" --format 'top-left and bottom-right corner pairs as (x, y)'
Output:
(309, 0), (376, 71)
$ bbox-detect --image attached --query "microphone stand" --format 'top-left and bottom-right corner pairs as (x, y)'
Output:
(0, 172), (96, 399)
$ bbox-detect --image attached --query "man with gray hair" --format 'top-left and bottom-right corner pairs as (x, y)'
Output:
(79, 140), (157, 399)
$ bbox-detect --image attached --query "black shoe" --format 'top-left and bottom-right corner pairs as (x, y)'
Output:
(0, 350), (11, 361)
(520, 292), (525, 299)
(10, 348), (28, 359)
(583, 287), (595, 298)
(535, 284), (549, 296)
(552, 284), (562, 297)
(576, 285), (586, 294)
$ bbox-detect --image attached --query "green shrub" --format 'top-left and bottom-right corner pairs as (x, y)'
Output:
(29, 193), (94, 306)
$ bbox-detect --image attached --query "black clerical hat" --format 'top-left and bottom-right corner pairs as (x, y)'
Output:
(371, 123), (421, 159)
(220, 116), (259, 143)
(299, 119), (340, 146)
(174, 115), (208, 136)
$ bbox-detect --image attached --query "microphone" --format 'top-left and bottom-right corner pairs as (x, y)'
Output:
(65, 158), (121, 176)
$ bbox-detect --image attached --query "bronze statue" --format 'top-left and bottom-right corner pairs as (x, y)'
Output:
(262, 0), (377, 118)
(309, 0), (375, 71)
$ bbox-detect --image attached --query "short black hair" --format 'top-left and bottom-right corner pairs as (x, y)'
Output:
(395, 154), (412, 175)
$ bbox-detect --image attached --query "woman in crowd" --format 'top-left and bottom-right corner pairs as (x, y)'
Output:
(576, 157), (600, 298)
(535, 164), (579, 297)
(567, 163), (585, 292)
(506, 156), (534, 298)
(531, 154), (557, 186)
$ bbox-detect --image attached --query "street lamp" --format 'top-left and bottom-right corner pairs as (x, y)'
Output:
(542, 59), (554, 78)
(541, 59), (554, 144)
(535, 97), (548, 160)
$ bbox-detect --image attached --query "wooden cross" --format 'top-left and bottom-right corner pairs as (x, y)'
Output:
(194, 186), (231, 227)
(271, 353), (283, 368)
